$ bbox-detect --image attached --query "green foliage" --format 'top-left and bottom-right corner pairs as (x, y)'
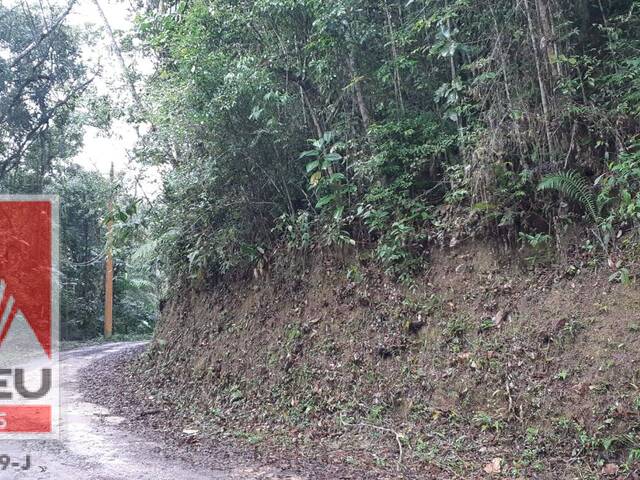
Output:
(604, 145), (640, 224)
(472, 411), (504, 434)
(0, 2), (88, 181)
(354, 115), (451, 276)
(274, 212), (312, 252)
(47, 165), (157, 339)
(519, 232), (551, 249)
(302, 132), (353, 223)
(519, 232), (553, 265)
(538, 171), (598, 223)
(134, 0), (640, 283)
(1, 1), (157, 340)
(50, 166), (109, 339)
(537, 170), (620, 252)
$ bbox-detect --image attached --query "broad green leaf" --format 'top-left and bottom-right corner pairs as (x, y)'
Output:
(300, 150), (319, 159)
(316, 194), (334, 208)
(306, 160), (320, 173)
(328, 173), (346, 183)
(324, 152), (342, 162)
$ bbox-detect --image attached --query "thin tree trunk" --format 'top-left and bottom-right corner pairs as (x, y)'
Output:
(301, 87), (323, 138)
(547, 2), (563, 77)
(489, 5), (525, 161)
(91, 0), (143, 110)
(347, 51), (371, 131)
(524, 0), (554, 161)
(445, 0), (462, 140)
(535, 0), (559, 77)
(383, 1), (404, 114)
(299, 86), (308, 128)
(501, 53), (526, 161)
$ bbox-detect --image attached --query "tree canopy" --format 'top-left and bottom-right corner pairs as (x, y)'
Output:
(135, 0), (640, 283)
(0, 0), (89, 185)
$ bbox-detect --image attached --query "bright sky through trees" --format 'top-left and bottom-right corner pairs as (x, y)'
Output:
(68, 0), (159, 195)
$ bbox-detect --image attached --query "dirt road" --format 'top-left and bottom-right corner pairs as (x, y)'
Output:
(4, 343), (301, 480)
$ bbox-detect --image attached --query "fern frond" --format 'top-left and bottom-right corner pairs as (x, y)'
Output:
(537, 170), (598, 222)
(131, 239), (158, 262)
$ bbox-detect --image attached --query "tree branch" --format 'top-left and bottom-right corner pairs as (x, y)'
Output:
(91, 0), (143, 110)
(0, 76), (94, 179)
(10, 0), (79, 68)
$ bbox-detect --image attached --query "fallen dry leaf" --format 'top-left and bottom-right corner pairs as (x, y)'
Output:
(601, 463), (619, 476)
(458, 352), (471, 359)
(492, 309), (508, 326)
(483, 457), (502, 474)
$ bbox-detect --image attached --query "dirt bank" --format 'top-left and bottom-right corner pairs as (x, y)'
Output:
(80, 345), (370, 479)
(127, 244), (640, 478)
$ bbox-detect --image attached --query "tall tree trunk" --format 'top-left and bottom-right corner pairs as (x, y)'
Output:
(535, 0), (560, 77)
(489, 5), (526, 162)
(300, 86), (323, 138)
(347, 51), (371, 131)
(445, 0), (462, 140)
(524, 0), (554, 160)
(91, 0), (143, 110)
(383, 1), (405, 114)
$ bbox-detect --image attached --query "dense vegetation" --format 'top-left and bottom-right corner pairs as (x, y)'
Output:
(53, 165), (158, 339)
(2, 0), (640, 332)
(5, 1), (640, 475)
(1, 0), (86, 183)
(135, 0), (640, 284)
(1, 1), (156, 338)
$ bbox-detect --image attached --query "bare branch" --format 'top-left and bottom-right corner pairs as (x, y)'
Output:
(90, 0), (143, 110)
(10, 0), (79, 68)
(0, 76), (94, 179)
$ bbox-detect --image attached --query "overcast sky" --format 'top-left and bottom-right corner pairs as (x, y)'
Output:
(66, 0), (160, 197)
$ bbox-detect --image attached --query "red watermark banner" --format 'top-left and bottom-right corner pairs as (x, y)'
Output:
(0, 196), (59, 438)
(0, 406), (51, 433)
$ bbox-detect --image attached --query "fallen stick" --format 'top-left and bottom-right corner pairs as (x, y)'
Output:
(338, 413), (404, 471)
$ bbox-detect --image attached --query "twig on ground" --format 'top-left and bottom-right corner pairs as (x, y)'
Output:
(339, 413), (405, 471)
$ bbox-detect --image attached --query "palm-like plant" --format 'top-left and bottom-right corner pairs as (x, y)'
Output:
(537, 170), (609, 253)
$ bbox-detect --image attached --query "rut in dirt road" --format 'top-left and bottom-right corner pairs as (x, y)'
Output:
(4, 343), (302, 480)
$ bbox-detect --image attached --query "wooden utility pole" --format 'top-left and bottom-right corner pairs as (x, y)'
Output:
(104, 162), (114, 339)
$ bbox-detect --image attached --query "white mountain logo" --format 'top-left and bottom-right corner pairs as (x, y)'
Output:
(0, 279), (48, 363)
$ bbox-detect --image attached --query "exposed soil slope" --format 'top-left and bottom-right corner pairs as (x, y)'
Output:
(133, 244), (640, 479)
